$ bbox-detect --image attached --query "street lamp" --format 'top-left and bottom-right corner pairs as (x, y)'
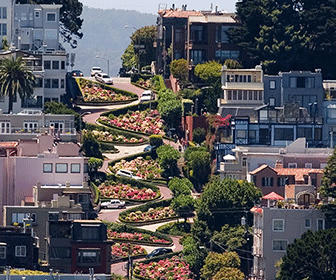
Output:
(96, 55), (110, 76)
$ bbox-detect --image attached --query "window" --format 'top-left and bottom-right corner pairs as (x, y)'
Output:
(190, 49), (206, 65)
(61, 61), (65, 69)
(0, 122), (10, 134)
(278, 177), (288, 186)
(61, 79), (65, 88)
(314, 128), (322, 141)
(272, 219), (285, 232)
(34, 78), (43, 88)
(45, 29), (57, 40)
(77, 250), (100, 264)
(48, 212), (59, 221)
(47, 13), (56, 21)
(52, 79), (59, 88)
(320, 163), (327, 169)
(78, 194), (88, 203)
(175, 29), (183, 43)
(0, 7), (7, 19)
(297, 77), (305, 88)
(24, 122), (38, 132)
(50, 247), (71, 259)
(71, 163), (80, 173)
(12, 213), (36, 224)
(68, 213), (82, 220)
(15, 246), (27, 257)
(298, 127), (313, 141)
(317, 219), (325, 231)
(56, 163), (68, 173)
(242, 158), (247, 167)
(190, 25), (204, 43)
(288, 163), (297, 168)
(269, 98), (275, 107)
(289, 77), (296, 88)
(236, 130), (247, 139)
(262, 177), (274, 187)
(272, 240), (287, 251)
(44, 79), (51, 88)
(34, 10), (40, 18)
(0, 23), (7, 36)
(305, 219), (311, 228)
(81, 226), (100, 240)
(44, 60), (51, 70)
(52, 61), (59, 69)
(274, 128), (294, 141)
(0, 246), (5, 259)
(43, 163), (53, 173)
(305, 163), (313, 168)
(84, 163), (89, 173)
(270, 80), (276, 89)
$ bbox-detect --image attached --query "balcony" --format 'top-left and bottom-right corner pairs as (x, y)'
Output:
(4, 127), (77, 135)
(222, 82), (264, 90)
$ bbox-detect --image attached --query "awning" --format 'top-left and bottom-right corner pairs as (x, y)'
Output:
(262, 192), (284, 200)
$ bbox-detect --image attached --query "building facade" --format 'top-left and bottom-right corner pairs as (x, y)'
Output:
(0, 0), (13, 49)
(252, 207), (325, 280)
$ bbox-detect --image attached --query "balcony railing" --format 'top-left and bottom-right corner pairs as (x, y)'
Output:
(1, 127), (77, 135)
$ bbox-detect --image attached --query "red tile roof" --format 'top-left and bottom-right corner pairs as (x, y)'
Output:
(159, 9), (203, 18)
(274, 167), (323, 182)
(0, 142), (18, 149)
(249, 164), (269, 175)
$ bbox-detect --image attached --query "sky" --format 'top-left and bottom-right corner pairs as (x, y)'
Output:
(80, 0), (237, 14)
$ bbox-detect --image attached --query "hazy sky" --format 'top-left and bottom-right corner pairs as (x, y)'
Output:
(80, 0), (237, 14)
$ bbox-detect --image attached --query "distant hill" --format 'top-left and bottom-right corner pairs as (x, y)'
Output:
(66, 6), (156, 76)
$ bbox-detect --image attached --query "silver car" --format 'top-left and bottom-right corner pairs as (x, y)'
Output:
(101, 199), (125, 209)
(95, 72), (113, 85)
(90, 66), (102, 77)
(116, 169), (142, 180)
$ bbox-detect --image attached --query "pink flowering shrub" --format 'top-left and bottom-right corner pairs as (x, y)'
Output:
(107, 230), (170, 245)
(88, 129), (145, 144)
(99, 182), (159, 201)
(111, 156), (162, 180)
(111, 242), (146, 259)
(99, 109), (164, 135)
(133, 256), (193, 280)
(123, 206), (176, 223)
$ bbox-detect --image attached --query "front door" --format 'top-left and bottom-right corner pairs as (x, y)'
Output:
(303, 194), (310, 205)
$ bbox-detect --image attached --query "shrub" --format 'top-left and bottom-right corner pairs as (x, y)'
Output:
(156, 145), (180, 178)
(81, 131), (102, 158)
(192, 127), (206, 144)
(168, 177), (193, 197)
(149, 134), (163, 147)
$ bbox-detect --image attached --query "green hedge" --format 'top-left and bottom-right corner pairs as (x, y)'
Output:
(105, 222), (173, 246)
(156, 221), (192, 236)
(119, 199), (177, 225)
(85, 123), (148, 146)
(131, 73), (153, 83)
(75, 78), (138, 105)
(99, 176), (161, 203)
(108, 151), (153, 168)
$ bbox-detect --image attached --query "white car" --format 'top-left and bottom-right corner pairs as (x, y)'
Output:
(116, 169), (142, 180)
(90, 66), (102, 77)
(140, 90), (154, 103)
(101, 199), (125, 209)
(95, 72), (113, 85)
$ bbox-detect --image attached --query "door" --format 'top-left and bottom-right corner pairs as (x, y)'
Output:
(303, 194), (310, 206)
(259, 129), (270, 145)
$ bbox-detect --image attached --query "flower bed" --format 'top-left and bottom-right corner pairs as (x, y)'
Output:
(110, 156), (161, 180)
(133, 256), (193, 280)
(111, 242), (147, 260)
(99, 109), (164, 136)
(122, 206), (176, 223)
(106, 222), (173, 246)
(89, 129), (145, 144)
(76, 78), (137, 103)
(108, 231), (171, 245)
(99, 182), (160, 202)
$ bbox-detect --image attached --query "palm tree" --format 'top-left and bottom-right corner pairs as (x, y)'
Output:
(0, 56), (35, 113)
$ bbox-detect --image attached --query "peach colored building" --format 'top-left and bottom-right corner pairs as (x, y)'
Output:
(0, 134), (88, 223)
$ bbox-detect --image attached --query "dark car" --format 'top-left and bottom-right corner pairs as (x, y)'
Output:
(143, 145), (155, 152)
(71, 70), (83, 77)
(146, 248), (173, 259)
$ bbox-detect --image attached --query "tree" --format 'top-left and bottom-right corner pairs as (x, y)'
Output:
(170, 59), (189, 86)
(191, 219), (212, 244)
(213, 267), (245, 280)
(184, 147), (211, 190)
(131, 26), (156, 68)
(224, 59), (242, 69)
(278, 229), (336, 280)
(81, 131), (102, 159)
(168, 177), (193, 197)
(156, 145), (180, 178)
(88, 157), (103, 175)
(201, 251), (241, 280)
(197, 177), (261, 230)
(0, 57), (35, 113)
(194, 61), (221, 85)
(149, 135), (164, 148)
(182, 235), (208, 276)
(321, 148), (336, 198)
(121, 44), (137, 71)
(17, 0), (83, 48)
(193, 128), (206, 145)
(44, 101), (82, 131)
(171, 194), (194, 222)
(1, 37), (9, 50)
(157, 89), (182, 129)
(228, 0), (336, 78)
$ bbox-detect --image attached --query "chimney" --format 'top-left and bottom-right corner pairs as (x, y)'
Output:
(172, 4), (175, 10)
(275, 161), (283, 169)
(215, 6), (218, 13)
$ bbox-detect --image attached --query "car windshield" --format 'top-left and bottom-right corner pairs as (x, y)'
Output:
(142, 93), (151, 96)
(102, 75), (110, 78)
(92, 67), (101, 71)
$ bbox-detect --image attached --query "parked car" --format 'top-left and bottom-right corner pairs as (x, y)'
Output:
(95, 72), (113, 85)
(71, 70), (83, 77)
(143, 145), (155, 152)
(146, 248), (173, 259)
(101, 199), (125, 209)
(90, 66), (102, 77)
(140, 90), (154, 103)
(116, 169), (142, 180)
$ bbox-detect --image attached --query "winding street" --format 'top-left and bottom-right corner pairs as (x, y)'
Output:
(80, 79), (183, 277)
